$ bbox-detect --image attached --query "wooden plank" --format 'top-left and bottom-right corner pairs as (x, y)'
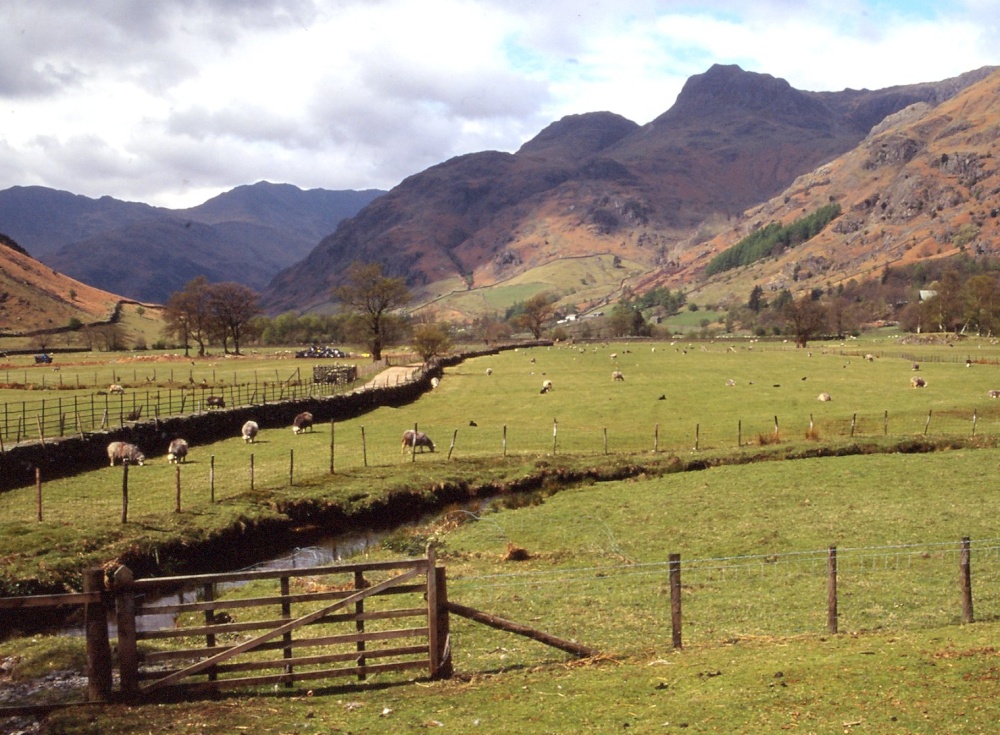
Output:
(136, 607), (427, 640)
(446, 601), (597, 658)
(137, 583), (425, 616)
(141, 567), (421, 694)
(130, 559), (425, 592)
(166, 660), (428, 693)
(142, 626), (430, 663)
(197, 645), (429, 676)
(0, 592), (99, 609)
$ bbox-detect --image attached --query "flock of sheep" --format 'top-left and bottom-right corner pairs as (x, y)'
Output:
(104, 410), (316, 469)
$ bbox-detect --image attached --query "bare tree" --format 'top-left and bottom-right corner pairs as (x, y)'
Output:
(333, 262), (410, 361)
(512, 292), (557, 339)
(163, 276), (213, 357)
(208, 282), (261, 355)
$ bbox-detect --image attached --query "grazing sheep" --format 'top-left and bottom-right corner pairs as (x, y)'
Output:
(401, 429), (435, 454)
(817, 392), (832, 402)
(430, 377), (440, 388)
(540, 379), (553, 394)
(988, 390), (1000, 399)
(486, 368), (493, 376)
(206, 395), (226, 409)
(725, 379), (736, 387)
(609, 353), (617, 359)
(864, 354), (875, 362)
(911, 363), (920, 371)
(109, 384), (125, 395)
(167, 438), (189, 464)
(911, 376), (927, 388)
(242, 420), (259, 443)
(612, 370), (625, 381)
(107, 441), (145, 466)
(292, 411), (314, 434)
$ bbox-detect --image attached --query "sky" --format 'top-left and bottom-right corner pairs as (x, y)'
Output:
(1, 0), (998, 209)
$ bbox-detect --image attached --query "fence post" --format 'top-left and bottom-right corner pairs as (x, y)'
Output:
(654, 423), (659, 453)
(694, 423), (700, 451)
(850, 413), (856, 438)
(426, 546), (441, 678)
(412, 422), (418, 463)
(924, 409), (932, 435)
(552, 418), (558, 455)
(210, 455), (215, 503)
(36, 467), (42, 522)
(290, 448), (294, 486)
(738, 419), (742, 447)
(827, 546), (838, 634)
(961, 536), (974, 624)
(361, 426), (368, 467)
(972, 409), (978, 437)
(112, 565), (140, 701)
(434, 565), (453, 678)
(83, 568), (113, 702)
(447, 429), (458, 460)
(121, 462), (129, 524)
(884, 409), (888, 436)
(503, 424), (507, 457)
(175, 465), (181, 513)
(330, 420), (336, 474)
(669, 553), (682, 649)
(603, 427), (608, 455)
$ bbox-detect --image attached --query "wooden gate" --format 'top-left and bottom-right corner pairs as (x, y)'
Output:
(112, 553), (449, 699)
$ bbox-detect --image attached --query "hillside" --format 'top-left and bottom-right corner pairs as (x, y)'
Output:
(262, 64), (997, 318)
(0, 236), (122, 337)
(0, 182), (383, 304)
(644, 67), (1000, 308)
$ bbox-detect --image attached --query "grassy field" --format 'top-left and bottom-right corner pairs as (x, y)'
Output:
(4, 335), (1000, 731)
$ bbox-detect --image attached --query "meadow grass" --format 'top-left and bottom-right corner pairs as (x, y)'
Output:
(5, 337), (1000, 731)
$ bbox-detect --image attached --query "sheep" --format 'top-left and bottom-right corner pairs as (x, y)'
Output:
(107, 441), (145, 466)
(725, 379), (736, 387)
(109, 384), (125, 395)
(206, 395), (226, 409)
(864, 354), (875, 362)
(401, 429), (435, 454)
(167, 438), (189, 464)
(817, 392), (832, 402)
(540, 379), (553, 394)
(911, 363), (920, 371)
(609, 353), (617, 359)
(612, 370), (625, 381)
(988, 390), (1000, 399)
(910, 376), (927, 388)
(292, 411), (314, 434)
(486, 368), (493, 376)
(430, 377), (440, 388)
(242, 420), (259, 443)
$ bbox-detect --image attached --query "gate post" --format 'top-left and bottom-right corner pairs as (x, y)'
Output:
(434, 565), (453, 679)
(426, 547), (442, 678)
(960, 537), (974, 624)
(84, 568), (113, 702)
(112, 565), (140, 701)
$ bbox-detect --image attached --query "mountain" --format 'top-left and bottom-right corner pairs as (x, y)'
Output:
(262, 64), (997, 318)
(0, 234), (122, 336)
(0, 182), (384, 304)
(639, 67), (1000, 307)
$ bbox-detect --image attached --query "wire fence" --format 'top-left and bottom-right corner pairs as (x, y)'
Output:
(446, 538), (1000, 656)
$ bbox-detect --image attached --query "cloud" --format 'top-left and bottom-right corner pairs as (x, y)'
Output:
(0, 0), (998, 208)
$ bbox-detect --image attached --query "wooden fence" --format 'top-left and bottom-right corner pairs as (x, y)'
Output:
(0, 551), (590, 709)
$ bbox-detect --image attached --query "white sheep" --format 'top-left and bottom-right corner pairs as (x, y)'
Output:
(107, 441), (145, 466)
(167, 438), (189, 463)
(292, 412), (314, 434)
(910, 376), (927, 388)
(430, 377), (440, 388)
(486, 368), (493, 376)
(109, 384), (125, 395)
(817, 392), (832, 402)
(612, 370), (625, 381)
(540, 379), (553, 394)
(242, 420), (259, 443)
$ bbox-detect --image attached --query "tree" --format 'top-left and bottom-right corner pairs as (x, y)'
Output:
(783, 294), (827, 347)
(209, 282), (261, 355)
(472, 312), (512, 346)
(163, 276), (213, 357)
(333, 262), (410, 361)
(512, 292), (556, 339)
(607, 301), (650, 337)
(412, 322), (452, 361)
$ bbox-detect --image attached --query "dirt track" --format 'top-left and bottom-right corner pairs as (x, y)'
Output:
(363, 365), (420, 389)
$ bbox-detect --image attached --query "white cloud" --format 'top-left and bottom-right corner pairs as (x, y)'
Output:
(0, 0), (998, 208)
